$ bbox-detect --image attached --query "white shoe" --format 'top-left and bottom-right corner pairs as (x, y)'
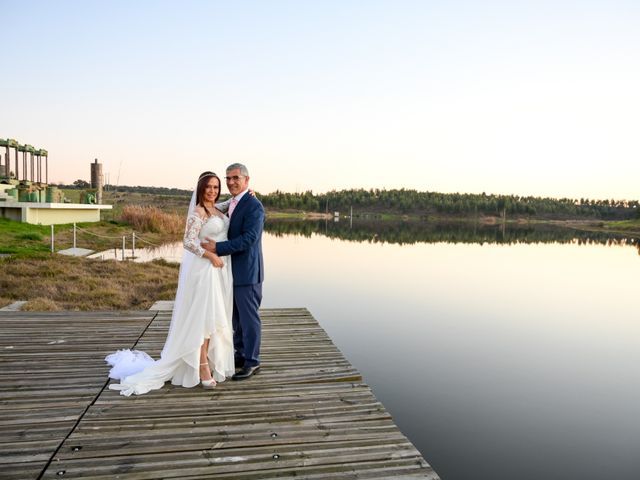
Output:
(199, 363), (216, 389)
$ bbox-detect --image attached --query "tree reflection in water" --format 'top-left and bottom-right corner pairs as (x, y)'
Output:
(264, 218), (640, 254)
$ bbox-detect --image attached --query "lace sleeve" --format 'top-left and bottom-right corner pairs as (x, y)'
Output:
(183, 214), (205, 257)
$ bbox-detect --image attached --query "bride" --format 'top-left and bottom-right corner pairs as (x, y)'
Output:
(106, 171), (235, 396)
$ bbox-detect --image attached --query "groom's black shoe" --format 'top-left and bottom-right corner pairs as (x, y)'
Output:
(232, 365), (260, 381)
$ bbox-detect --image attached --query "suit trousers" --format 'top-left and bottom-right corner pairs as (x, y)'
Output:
(232, 283), (262, 368)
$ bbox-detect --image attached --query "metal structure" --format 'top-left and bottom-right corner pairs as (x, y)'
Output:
(0, 139), (113, 223)
(0, 138), (48, 184)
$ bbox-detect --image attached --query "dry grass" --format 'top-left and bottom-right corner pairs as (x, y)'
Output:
(0, 256), (180, 311)
(0, 193), (196, 311)
(22, 297), (63, 311)
(120, 205), (185, 234)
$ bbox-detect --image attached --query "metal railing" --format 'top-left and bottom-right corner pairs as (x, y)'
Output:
(50, 223), (163, 260)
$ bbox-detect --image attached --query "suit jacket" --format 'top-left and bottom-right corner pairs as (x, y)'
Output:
(216, 194), (265, 286)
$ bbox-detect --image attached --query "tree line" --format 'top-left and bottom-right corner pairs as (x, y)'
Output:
(61, 181), (192, 197)
(260, 189), (639, 220)
(60, 181), (639, 220)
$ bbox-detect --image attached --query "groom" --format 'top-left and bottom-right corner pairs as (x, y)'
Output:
(206, 163), (265, 380)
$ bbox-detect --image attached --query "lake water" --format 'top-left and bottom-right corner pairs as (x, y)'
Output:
(108, 219), (640, 479)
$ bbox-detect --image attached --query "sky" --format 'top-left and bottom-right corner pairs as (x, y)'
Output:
(2, 0), (639, 200)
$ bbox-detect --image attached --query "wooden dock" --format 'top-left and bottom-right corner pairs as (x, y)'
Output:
(0, 308), (439, 479)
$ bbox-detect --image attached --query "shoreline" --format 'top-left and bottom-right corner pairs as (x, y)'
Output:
(265, 210), (640, 236)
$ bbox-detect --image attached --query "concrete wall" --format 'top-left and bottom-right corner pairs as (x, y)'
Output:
(0, 203), (112, 225)
(24, 207), (101, 225)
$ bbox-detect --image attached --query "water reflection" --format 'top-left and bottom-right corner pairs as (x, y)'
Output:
(265, 218), (640, 251)
(87, 219), (640, 479)
(87, 243), (183, 262)
(259, 225), (640, 480)
(89, 220), (640, 263)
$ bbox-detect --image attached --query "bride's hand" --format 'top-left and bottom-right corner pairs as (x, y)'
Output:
(210, 254), (224, 268)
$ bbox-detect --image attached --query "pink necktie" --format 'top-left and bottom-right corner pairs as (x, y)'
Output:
(228, 197), (238, 217)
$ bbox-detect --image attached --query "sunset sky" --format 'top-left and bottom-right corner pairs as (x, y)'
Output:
(2, 0), (639, 200)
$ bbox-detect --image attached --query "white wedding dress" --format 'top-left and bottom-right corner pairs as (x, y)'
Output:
(106, 213), (235, 396)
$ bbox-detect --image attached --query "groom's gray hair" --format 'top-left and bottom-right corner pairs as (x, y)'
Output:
(227, 163), (249, 176)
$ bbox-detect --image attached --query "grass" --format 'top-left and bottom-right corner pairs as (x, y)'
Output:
(0, 219), (52, 256)
(17, 232), (44, 241)
(59, 189), (192, 223)
(100, 190), (191, 221)
(0, 255), (179, 310)
(603, 218), (640, 231)
(60, 188), (82, 203)
(559, 218), (640, 238)
(0, 203), (185, 256)
(0, 218), (182, 256)
(0, 197), (188, 310)
(3, 190), (638, 311)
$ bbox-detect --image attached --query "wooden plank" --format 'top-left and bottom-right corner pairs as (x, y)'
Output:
(43, 440), (431, 479)
(0, 308), (439, 479)
(0, 311), (154, 476)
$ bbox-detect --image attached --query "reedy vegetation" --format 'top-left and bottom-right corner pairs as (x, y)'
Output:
(120, 205), (184, 234)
